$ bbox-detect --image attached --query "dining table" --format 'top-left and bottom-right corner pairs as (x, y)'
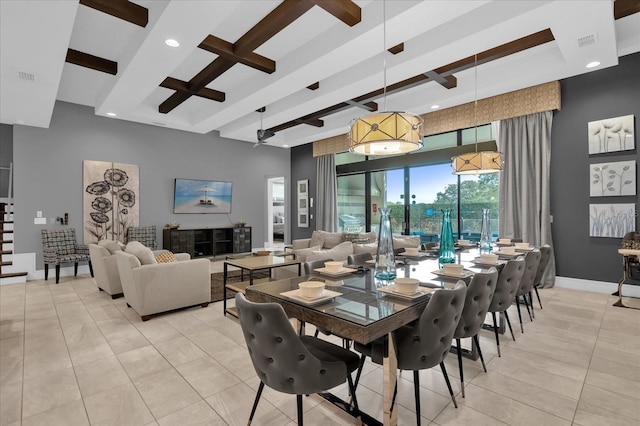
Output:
(245, 245), (512, 426)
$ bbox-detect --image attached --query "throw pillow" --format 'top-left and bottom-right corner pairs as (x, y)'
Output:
(125, 241), (157, 265)
(306, 241), (353, 262)
(309, 231), (327, 248)
(293, 244), (323, 263)
(392, 235), (420, 249)
(155, 251), (177, 263)
(353, 242), (378, 255)
(98, 239), (122, 255)
(342, 233), (361, 242)
(358, 231), (377, 243)
(322, 232), (344, 249)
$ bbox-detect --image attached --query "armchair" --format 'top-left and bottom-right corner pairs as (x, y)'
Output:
(89, 242), (124, 298)
(41, 229), (93, 284)
(115, 250), (210, 321)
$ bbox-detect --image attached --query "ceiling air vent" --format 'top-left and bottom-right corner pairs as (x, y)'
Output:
(17, 71), (35, 82)
(577, 34), (596, 48)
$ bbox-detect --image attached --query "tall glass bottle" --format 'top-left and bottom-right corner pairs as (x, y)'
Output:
(438, 209), (456, 266)
(479, 208), (492, 253)
(374, 207), (396, 281)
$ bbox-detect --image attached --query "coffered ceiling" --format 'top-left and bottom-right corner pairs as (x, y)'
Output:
(1, 0), (639, 148)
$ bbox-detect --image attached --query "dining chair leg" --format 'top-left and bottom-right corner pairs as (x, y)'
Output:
(473, 335), (487, 373)
(491, 311), (501, 357)
(249, 381), (265, 424)
(353, 355), (366, 389)
(74, 262), (79, 277)
(296, 394), (303, 426)
(413, 370), (422, 426)
(456, 338), (465, 398)
(523, 294), (533, 322)
(440, 362), (457, 408)
(516, 298), (524, 333)
(529, 291), (535, 319)
(503, 311), (516, 341)
(313, 329), (319, 338)
(534, 285), (543, 309)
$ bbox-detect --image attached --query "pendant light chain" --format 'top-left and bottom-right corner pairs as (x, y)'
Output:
(474, 53), (478, 153)
(382, 0), (387, 111)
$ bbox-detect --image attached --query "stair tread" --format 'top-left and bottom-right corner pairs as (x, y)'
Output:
(0, 272), (28, 278)
(0, 221), (14, 224)
(1, 240), (13, 244)
(0, 261), (12, 265)
(1, 250), (11, 255)
(0, 230), (14, 233)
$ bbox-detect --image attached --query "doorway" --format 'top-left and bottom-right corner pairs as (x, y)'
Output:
(267, 177), (285, 246)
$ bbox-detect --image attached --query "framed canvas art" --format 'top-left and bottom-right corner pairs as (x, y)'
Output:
(588, 114), (635, 154)
(590, 160), (636, 197)
(589, 203), (636, 238)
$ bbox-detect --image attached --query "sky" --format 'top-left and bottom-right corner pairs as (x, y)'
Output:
(385, 163), (465, 204)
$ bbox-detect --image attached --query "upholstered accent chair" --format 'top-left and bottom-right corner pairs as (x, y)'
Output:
(532, 245), (552, 309)
(453, 268), (498, 398)
(115, 249), (210, 321)
(235, 293), (361, 426)
(41, 229), (93, 284)
(353, 281), (467, 423)
(487, 258), (525, 356)
(89, 241), (124, 298)
(125, 225), (157, 249)
(515, 249), (541, 333)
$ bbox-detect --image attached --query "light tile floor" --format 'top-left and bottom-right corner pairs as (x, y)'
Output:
(1, 276), (639, 425)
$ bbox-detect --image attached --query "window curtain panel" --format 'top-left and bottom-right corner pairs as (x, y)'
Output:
(498, 111), (556, 287)
(316, 154), (338, 232)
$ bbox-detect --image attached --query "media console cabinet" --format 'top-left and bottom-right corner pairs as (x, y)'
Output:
(163, 227), (251, 258)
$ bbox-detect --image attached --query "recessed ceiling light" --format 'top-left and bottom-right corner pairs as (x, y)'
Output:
(586, 61), (600, 68)
(165, 39), (179, 47)
(283, 145), (289, 148)
(106, 112), (117, 117)
(431, 105), (440, 109)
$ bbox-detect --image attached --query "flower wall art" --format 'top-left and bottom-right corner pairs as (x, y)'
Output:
(83, 160), (139, 243)
(589, 160), (636, 197)
(588, 114), (635, 154)
(589, 203), (636, 238)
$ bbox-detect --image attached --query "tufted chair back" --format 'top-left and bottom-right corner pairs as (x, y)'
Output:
(516, 250), (541, 297)
(304, 258), (334, 275)
(454, 268), (498, 339)
(488, 258), (525, 313)
(125, 226), (157, 250)
(235, 293), (348, 395)
(395, 281), (467, 371)
(347, 252), (373, 265)
(533, 245), (552, 287)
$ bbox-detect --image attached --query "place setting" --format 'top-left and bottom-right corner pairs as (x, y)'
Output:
(471, 253), (507, 267)
(514, 242), (534, 251)
(314, 261), (358, 277)
(493, 246), (521, 257)
(396, 247), (430, 259)
(431, 263), (474, 280)
(456, 239), (477, 249)
(377, 277), (434, 300)
(280, 281), (342, 306)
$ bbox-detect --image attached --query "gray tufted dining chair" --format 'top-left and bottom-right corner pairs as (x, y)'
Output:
(453, 268), (498, 398)
(487, 258), (525, 356)
(235, 293), (360, 425)
(347, 252), (373, 265)
(532, 245), (552, 309)
(304, 258), (334, 275)
(515, 249), (541, 333)
(353, 281), (467, 425)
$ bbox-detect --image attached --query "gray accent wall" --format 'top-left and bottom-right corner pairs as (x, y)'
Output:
(290, 143), (317, 241)
(13, 101), (290, 268)
(551, 52), (640, 283)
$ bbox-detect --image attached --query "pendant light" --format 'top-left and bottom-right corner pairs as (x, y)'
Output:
(451, 54), (503, 174)
(348, 0), (423, 156)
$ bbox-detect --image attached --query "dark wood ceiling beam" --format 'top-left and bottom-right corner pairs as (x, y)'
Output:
(424, 71), (457, 89)
(388, 43), (404, 55)
(307, 82), (320, 90)
(79, 0), (148, 27)
(159, 92), (192, 114)
(311, 0), (361, 26)
(268, 29), (555, 135)
(160, 77), (225, 102)
(614, 0), (640, 19)
(294, 118), (324, 127)
(198, 35), (276, 74)
(65, 49), (117, 75)
(187, 57), (237, 95)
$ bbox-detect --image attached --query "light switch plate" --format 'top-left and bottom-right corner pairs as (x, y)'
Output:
(34, 217), (46, 225)
(36, 211), (43, 218)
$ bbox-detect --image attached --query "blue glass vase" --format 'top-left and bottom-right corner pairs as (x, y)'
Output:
(438, 209), (456, 266)
(479, 208), (492, 253)
(374, 207), (396, 281)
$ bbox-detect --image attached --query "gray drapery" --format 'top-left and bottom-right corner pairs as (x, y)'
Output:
(316, 154), (338, 232)
(498, 111), (555, 287)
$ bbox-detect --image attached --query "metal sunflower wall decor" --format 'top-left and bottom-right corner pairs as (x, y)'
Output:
(83, 160), (140, 243)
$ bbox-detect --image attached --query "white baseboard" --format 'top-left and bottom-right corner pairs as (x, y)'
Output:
(555, 275), (640, 298)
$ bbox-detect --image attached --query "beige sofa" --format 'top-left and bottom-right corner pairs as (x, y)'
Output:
(291, 230), (420, 263)
(115, 247), (211, 321)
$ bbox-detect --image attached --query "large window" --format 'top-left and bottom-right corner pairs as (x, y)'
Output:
(336, 125), (499, 240)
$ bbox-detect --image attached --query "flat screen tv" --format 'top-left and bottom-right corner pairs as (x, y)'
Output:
(173, 178), (232, 214)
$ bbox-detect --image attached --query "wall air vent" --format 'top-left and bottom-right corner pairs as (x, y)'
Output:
(577, 34), (596, 48)
(17, 71), (35, 82)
